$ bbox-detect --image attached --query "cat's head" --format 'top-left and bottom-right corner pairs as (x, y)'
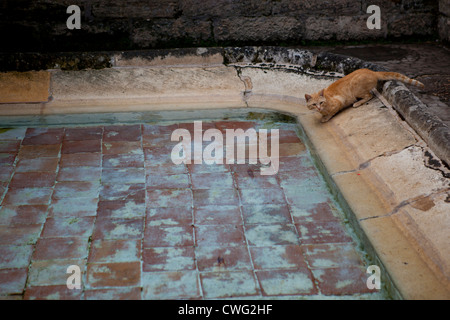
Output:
(305, 89), (327, 113)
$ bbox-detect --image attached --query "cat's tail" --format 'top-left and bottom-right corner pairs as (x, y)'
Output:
(377, 72), (425, 88)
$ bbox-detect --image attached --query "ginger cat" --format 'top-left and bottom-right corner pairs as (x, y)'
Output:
(305, 69), (424, 122)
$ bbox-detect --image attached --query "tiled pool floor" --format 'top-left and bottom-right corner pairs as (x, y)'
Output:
(0, 120), (382, 299)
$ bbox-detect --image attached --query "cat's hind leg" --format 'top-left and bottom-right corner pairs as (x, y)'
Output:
(353, 92), (373, 108)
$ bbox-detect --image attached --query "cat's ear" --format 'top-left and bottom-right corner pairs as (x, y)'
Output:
(319, 89), (325, 97)
(305, 94), (312, 102)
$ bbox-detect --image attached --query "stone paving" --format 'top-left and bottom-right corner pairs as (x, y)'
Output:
(0, 120), (382, 300)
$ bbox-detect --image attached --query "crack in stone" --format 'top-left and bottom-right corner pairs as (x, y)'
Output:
(360, 187), (450, 222)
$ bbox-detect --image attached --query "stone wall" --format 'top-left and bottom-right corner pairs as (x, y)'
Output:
(439, 0), (450, 42)
(0, 0), (440, 52)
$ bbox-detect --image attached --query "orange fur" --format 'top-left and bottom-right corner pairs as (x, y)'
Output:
(304, 69), (424, 122)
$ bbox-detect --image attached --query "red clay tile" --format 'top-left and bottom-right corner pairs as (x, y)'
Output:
(101, 168), (145, 184)
(250, 245), (308, 270)
(142, 123), (178, 136)
(62, 140), (101, 154)
(22, 128), (64, 145)
(0, 152), (17, 166)
(142, 134), (174, 148)
(59, 153), (101, 167)
(102, 141), (142, 155)
(146, 188), (193, 208)
(0, 224), (42, 245)
(18, 144), (61, 159)
(194, 205), (242, 225)
(241, 204), (291, 225)
(256, 269), (317, 296)
(0, 140), (21, 153)
(92, 217), (144, 240)
(0, 244), (33, 269)
(145, 162), (188, 175)
(245, 224), (299, 247)
(33, 237), (89, 260)
(278, 156), (314, 172)
(187, 163), (230, 174)
(84, 287), (141, 300)
(99, 183), (145, 201)
(48, 198), (98, 218)
(146, 173), (190, 190)
(191, 172), (234, 189)
(277, 169), (322, 188)
(143, 225), (194, 248)
(0, 183), (6, 200)
(278, 142), (306, 157)
(24, 285), (83, 300)
(56, 166), (101, 182)
(278, 130), (303, 144)
(311, 266), (372, 295)
(143, 146), (174, 166)
(193, 188), (239, 207)
(15, 157), (59, 173)
(9, 172), (56, 188)
(0, 268), (28, 295)
(196, 246), (252, 272)
(52, 181), (100, 199)
(0, 166), (13, 182)
(146, 206), (193, 226)
(143, 247), (195, 272)
(64, 127), (103, 141)
(195, 224), (245, 247)
(40, 217), (95, 238)
(239, 187), (286, 205)
(2, 187), (53, 205)
(290, 202), (340, 224)
(296, 221), (353, 245)
(0, 205), (48, 225)
(200, 271), (258, 299)
(234, 171), (279, 189)
(87, 262), (141, 288)
(303, 243), (364, 269)
(141, 270), (200, 299)
(88, 239), (141, 263)
(102, 153), (144, 168)
(103, 125), (141, 142)
(97, 198), (145, 219)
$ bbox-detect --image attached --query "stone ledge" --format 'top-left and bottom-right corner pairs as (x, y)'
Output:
(0, 71), (50, 104)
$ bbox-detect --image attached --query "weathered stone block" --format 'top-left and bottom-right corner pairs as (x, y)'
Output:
(387, 12), (436, 37)
(440, 0), (450, 17)
(213, 16), (304, 42)
(92, 0), (179, 18)
(439, 16), (450, 42)
(304, 16), (386, 41)
(132, 18), (212, 48)
(180, 0), (272, 18)
(272, 0), (362, 16)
